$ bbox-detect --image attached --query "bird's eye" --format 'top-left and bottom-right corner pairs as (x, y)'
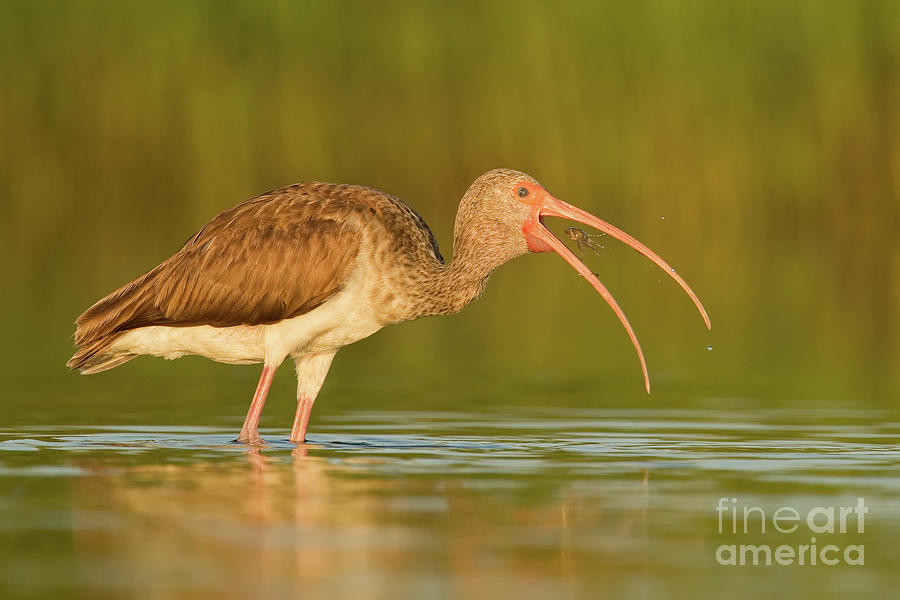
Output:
(517, 187), (529, 198)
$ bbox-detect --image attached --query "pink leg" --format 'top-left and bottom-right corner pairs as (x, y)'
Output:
(238, 364), (277, 443)
(289, 351), (337, 444)
(290, 396), (315, 444)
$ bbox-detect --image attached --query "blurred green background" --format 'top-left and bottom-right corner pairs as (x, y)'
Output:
(1, 0), (898, 427)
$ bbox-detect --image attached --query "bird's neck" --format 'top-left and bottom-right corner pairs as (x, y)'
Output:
(414, 219), (518, 317)
(431, 253), (493, 316)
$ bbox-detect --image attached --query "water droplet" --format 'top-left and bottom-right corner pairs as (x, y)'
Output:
(707, 345), (713, 351)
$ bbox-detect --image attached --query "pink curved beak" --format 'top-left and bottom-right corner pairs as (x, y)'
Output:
(523, 192), (711, 393)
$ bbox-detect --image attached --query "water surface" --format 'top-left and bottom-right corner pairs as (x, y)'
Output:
(3, 407), (898, 599)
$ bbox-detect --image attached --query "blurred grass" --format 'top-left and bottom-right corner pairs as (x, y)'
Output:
(0, 0), (898, 417)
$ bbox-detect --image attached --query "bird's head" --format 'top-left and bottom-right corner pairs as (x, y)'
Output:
(458, 168), (711, 393)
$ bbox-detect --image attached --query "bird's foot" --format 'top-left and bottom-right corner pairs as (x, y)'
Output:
(236, 430), (264, 445)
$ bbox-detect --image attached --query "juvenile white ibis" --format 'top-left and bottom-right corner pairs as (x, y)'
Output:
(68, 169), (710, 443)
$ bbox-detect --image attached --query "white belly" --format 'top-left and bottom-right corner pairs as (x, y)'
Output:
(109, 267), (386, 366)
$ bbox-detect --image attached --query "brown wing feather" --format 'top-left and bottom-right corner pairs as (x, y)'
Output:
(69, 184), (364, 369)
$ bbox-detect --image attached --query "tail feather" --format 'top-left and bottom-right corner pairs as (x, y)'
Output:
(71, 350), (137, 374)
(69, 268), (162, 374)
(73, 268), (162, 346)
(67, 333), (135, 373)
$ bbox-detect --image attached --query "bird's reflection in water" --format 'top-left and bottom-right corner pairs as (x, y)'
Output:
(71, 446), (652, 599)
